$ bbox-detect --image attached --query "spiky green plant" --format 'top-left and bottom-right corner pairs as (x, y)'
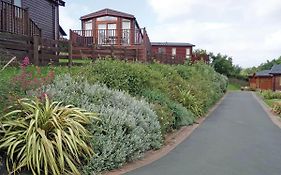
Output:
(178, 88), (203, 117)
(0, 95), (98, 175)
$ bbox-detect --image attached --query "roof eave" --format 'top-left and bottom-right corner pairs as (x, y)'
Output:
(80, 9), (135, 21)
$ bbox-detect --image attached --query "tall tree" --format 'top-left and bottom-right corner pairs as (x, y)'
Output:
(211, 53), (235, 77)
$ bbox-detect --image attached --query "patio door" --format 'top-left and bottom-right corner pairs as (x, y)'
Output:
(122, 19), (130, 45)
(98, 24), (106, 45)
(107, 23), (116, 45)
(97, 23), (116, 45)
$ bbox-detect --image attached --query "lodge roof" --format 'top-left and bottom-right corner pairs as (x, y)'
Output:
(270, 64), (281, 74)
(151, 42), (195, 47)
(80, 8), (135, 20)
(255, 70), (272, 77)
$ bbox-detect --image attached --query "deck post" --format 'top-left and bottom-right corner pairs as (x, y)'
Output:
(91, 44), (96, 61)
(110, 45), (114, 58)
(33, 34), (39, 66)
(68, 29), (73, 67)
(135, 47), (139, 61)
(123, 47), (126, 60)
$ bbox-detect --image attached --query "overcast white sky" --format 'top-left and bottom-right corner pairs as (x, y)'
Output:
(59, 0), (281, 68)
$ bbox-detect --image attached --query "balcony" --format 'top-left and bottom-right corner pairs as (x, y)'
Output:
(0, 1), (41, 36)
(70, 29), (144, 47)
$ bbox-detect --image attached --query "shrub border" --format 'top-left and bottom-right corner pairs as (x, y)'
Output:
(104, 92), (228, 175)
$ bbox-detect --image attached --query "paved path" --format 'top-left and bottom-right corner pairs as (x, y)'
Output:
(126, 92), (281, 175)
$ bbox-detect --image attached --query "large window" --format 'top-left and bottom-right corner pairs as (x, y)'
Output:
(85, 20), (92, 30)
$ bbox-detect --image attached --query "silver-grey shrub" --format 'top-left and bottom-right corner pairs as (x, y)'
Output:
(32, 74), (162, 173)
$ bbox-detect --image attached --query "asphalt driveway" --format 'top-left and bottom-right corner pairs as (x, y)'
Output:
(126, 92), (281, 175)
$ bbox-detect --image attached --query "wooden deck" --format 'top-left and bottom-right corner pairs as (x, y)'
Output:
(69, 28), (152, 63)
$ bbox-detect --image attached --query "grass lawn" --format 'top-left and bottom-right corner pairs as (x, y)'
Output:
(227, 83), (241, 91)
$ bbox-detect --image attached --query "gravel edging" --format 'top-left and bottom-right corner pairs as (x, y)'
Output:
(103, 92), (228, 175)
(252, 92), (281, 129)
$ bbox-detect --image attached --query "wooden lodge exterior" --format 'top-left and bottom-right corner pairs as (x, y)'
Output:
(249, 65), (281, 91)
(0, 0), (66, 65)
(249, 70), (273, 90)
(0, 0), (65, 39)
(151, 42), (195, 64)
(69, 8), (152, 62)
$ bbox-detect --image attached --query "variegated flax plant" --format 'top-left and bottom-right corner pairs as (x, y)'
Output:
(0, 94), (98, 175)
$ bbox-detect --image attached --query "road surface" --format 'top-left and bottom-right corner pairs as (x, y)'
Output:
(126, 92), (281, 175)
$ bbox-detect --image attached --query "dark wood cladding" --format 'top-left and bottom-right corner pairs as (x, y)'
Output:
(22, 0), (58, 40)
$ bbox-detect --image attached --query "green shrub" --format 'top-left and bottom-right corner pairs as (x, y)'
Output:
(178, 88), (204, 117)
(32, 75), (162, 173)
(78, 60), (227, 128)
(260, 90), (281, 99)
(80, 59), (150, 95)
(0, 95), (96, 175)
(142, 89), (195, 133)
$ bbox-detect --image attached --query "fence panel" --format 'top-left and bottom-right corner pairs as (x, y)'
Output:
(0, 32), (67, 65)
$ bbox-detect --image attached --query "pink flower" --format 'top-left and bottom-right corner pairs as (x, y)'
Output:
(21, 56), (30, 68)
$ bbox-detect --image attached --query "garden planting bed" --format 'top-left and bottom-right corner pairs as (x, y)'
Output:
(0, 59), (227, 175)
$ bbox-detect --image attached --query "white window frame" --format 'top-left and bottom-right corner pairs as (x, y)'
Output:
(158, 47), (166, 54)
(122, 19), (131, 45)
(85, 20), (93, 30)
(172, 48), (176, 55)
(186, 48), (191, 59)
(96, 16), (117, 21)
(171, 48), (176, 59)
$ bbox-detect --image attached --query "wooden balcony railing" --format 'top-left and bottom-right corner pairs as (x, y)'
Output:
(70, 29), (144, 47)
(0, 1), (41, 36)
